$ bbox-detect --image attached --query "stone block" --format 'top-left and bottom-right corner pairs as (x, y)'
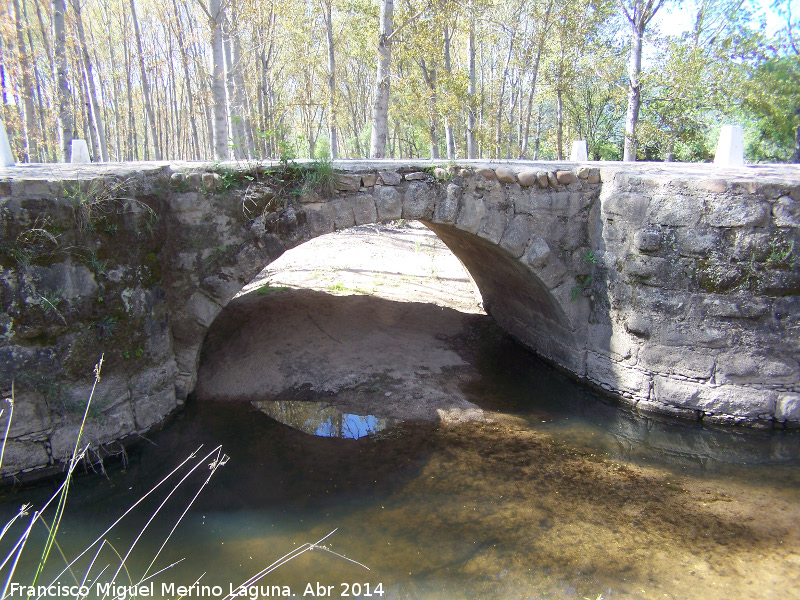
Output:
(331, 198), (355, 229)
(646, 193), (703, 227)
(336, 173), (361, 191)
(536, 171), (549, 187)
(353, 193), (378, 225)
(185, 291), (222, 327)
(639, 345), (716, 379)
(716, 353), (798, 385)
(773, 196), (800, 227)
(478, 210), (509, 245)
(576, 166), (590, 179)
(570, 141), (588, 162)
(634, 227), (662, 252)
(455, 193), (486, 234)
(378, 171), (401, 186)
(678, 229), (720, 257)
(587, 169), (601, 184)
(701, 295), (769, 319)
(654, 376), (776, 417)
(476, 167), (496, 179)
(662, 324), (728, 348)
(433, 168), (448, 180)
(586, 352), (649, 395)
(713, 125), (744, 166)
(432, 183), (461, 224)
(404, 172), (428, 181)
(304, 203), (335, 237)
(760, 269), (800, 296)
(374, 186), (402, 221)
(556, 171), (575, 185)
(2, 389), (51, 439)
(0, 441), (49, 473)
(547, 172), (558, 188)
(518, 170), (537, 187)
(521, 235), (551, 269)
(70, 139), (90, 164)
(775, 393), (800, 422)
(703, 197), (769, 228)
(133, 386), (177, 431)
(499, 215), (534, 257)
(635, 399), (699, 420)
(402, 181), (435, 220)
(495, 167), (516, 183)
(361, 174), (377, 187)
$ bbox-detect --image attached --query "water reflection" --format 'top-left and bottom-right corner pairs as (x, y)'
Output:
(252, 400), (397, 439)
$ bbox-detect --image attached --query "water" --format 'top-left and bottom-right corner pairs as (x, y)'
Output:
(2, 321), (799, 600)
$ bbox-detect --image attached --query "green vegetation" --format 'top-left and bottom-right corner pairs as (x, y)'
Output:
(256, 283), (291, 295)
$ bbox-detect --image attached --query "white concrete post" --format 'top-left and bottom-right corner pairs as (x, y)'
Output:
(714, 125), (744, 167)
(71, 139), (91, 163)
(0, 121), (15, 167)
(570, 140), (588, 162)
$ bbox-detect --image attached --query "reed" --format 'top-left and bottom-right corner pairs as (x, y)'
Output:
(0, 358), (368, 600)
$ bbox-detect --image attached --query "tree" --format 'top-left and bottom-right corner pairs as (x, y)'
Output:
(370, 0), (394, 158)
(618, 0), (667, 161)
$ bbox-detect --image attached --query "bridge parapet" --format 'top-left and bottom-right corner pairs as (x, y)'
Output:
(0, 160), (798, 475)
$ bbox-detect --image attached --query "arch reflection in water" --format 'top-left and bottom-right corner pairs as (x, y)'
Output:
(253, 400), (398, 439)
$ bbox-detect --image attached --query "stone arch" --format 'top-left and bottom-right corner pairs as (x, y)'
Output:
(164, 166), (597, 404)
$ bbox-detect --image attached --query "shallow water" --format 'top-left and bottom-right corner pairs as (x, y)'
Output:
(2, 320), (800, 600)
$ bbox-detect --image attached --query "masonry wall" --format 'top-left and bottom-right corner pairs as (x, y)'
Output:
(0, 161), (798, 476)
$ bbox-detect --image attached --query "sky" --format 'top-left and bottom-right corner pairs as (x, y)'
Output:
(655, 0), (791, 37)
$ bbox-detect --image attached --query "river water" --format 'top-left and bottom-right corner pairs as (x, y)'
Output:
(2, 225), (800, 600)
(2, 323), (799, 600)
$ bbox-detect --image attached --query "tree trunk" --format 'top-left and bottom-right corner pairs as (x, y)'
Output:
(466, 15), (477, 159)
(495, 31), (515, 158)
(369, 0), (393, 158)
(209, 0), (229, 160)
(129, 0), (161, 160)
(443, 23), (454, 160)
(171, 0), (200, 159)
(623, 21), (643, 161)
(12, 0), (39, 161)
(71, 0), (108, 161)
(556, 87), (563, 160)
(324, 0), (338, 159)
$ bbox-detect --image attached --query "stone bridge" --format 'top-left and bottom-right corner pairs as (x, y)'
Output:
(1, 159), (799, 475)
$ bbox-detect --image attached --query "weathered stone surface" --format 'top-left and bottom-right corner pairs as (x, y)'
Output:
(775, 393), (800, 422)
(455, 193), (486, 233)
(361, 174), (377, 187)
(536, 171), (549, 187)
(404, 172), (428, 181)
(378, 171), (402, 185)
(0, 441), (49, 473)
(432, 183), (461, 224)
(518, 170), (537, 187)
(499, 215), (534, 257)
(587, 169), (601, 184)
(576, 166), (590, 179)
(374, 185), (402, 221)
(330, 198), (355, 229)
(634, 227), (662, 252)
(336, 173), (361, 191)
(476, 167), (496, 179)
(704, 197), (769, 227)
(654, 376), (777, 417)
(521, 235), (551, 268)
(639, 345), (716, 379)
(773, 195), (800, 227)
(353, 194), (378, 225)
(716, 353), (798, 385)
(402, 181), (435, 219)
(586, 353), (649, 396)
(495, 167), (516, 184)
(556, 171), (576, 185)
